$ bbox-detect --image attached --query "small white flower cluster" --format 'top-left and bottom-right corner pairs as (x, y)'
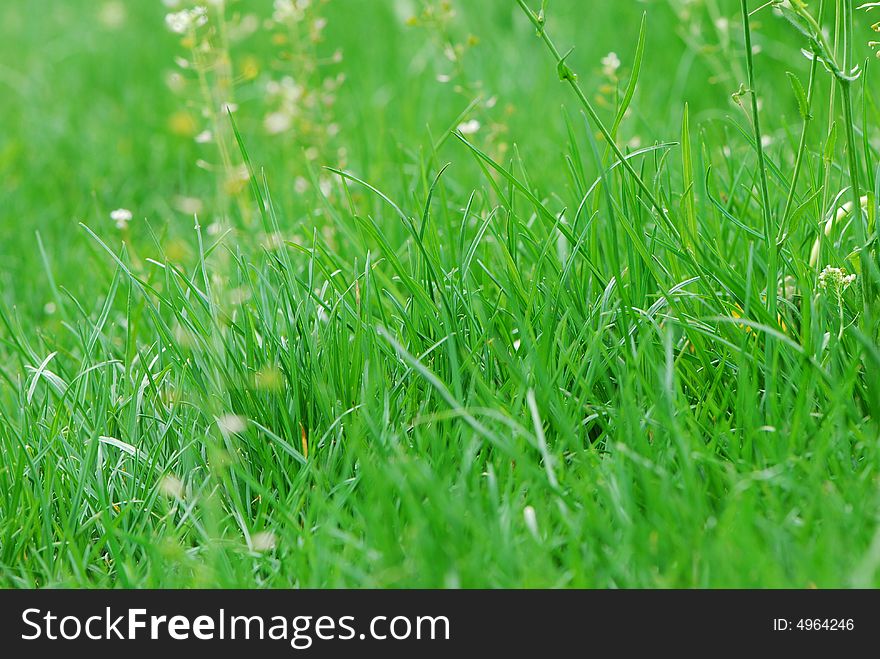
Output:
(601, 52), (621, 78)
(165, 6), (208, 35)
(261, 0), (342, 149)
(262, 71), (345, 157)
(818, 266), (857, 293)
(263, 76), (304, 135)
(110, 208), (132, 230)
(273, 0), (312, 24)
(457, 119), (481, 135)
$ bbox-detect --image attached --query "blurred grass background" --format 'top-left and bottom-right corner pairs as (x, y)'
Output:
(0, 0), (805, 311)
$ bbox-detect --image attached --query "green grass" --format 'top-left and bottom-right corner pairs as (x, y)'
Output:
(0, 0), (878, 588)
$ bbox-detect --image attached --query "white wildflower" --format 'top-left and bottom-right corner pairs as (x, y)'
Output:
(173, 196), (204, 215)
(818, 266), (856, 293)
(194, 130), (213, 143)
(601, 51), (621, 77)
(264, 111), (293, 135)
(165, 71), (186, 92)
(228, 163), (250, 184)
(110, 208), (132, 229)
(273, 0), (310, 23)
(267, 76), (303, 103)
(818, 265), (857, 339)
(230, 14), (260, 40)
(457, 119), (481, 135)
(165, 6), (208, 35)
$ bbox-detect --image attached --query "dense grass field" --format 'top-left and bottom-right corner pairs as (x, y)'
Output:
(0, 0), (878, 588)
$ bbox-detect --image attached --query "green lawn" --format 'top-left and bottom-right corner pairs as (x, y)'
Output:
(0, 0), (878, 588)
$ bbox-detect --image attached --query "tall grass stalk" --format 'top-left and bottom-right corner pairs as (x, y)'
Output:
(740, 0), (779, 411)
